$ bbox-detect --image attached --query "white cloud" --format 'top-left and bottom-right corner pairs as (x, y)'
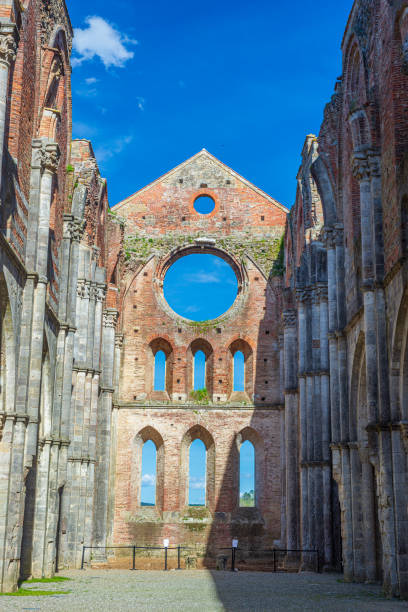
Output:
(75, 86), (98, 98)
(184, 305), (200, 313)
(136, 96), (145, 111)
(95, 134), (133, 163)
(142, 474), (156, 486)
(190, 476), (205, 490)
(184, 271), (221, 284)
(72, 16), (137, 69)
(85, 77), (99, 85)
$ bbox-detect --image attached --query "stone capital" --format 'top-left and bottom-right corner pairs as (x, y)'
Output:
(296, 289), (310, 304)
(317, 284), (328, 301)
(77, 279), (86, 298)
(368, 152), (381, 178)
(92, 246), (101, 261)
(115, 333), (124, 348)
(352, 150), (370, 182)
(323, 227), (336, 249)
(41, 143), (60, 174)
(63, 216), (85, 242)
(103, 309), (119, 329)
(96, 284), (106, 303)
(0, 22), (19, 67)
(283, 309), (297, 329)
(333, 224), (344, 247)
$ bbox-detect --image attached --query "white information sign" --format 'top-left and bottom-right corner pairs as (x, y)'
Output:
(232, 539), (238, 548)
(163, 538), (170, 548)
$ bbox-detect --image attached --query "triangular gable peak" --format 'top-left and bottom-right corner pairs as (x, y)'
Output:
(113, 149), (288, 214)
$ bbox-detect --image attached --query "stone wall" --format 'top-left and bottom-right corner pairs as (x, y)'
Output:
(283, 0), (408, 599)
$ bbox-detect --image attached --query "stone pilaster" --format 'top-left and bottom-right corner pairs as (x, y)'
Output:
(93, 309), (118, 558)
(283, 309), (299, 549)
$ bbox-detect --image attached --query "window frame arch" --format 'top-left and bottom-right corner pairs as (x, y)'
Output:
(228, 339), (253, 400)
(186, 339), (214, 398)
(180, 425), (215, 511)
(130, 426), (165, 512)
(147, 337), (174, 399)
(234, 427), (265, 510)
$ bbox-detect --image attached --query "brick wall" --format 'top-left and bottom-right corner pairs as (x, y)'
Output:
(110, 149), (287, 559)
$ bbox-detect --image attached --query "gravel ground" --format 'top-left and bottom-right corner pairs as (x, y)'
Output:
(0, 570), (406, 612)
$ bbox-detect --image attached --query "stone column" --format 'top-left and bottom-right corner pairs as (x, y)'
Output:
(0, 22), (18, 193)
(283, 309), (299, 549)
(319, 284), (332, 567)
(93, 309), (118, 558)
(352, 152), (378, 425)
(107, 333), (123, 542)
(324, 228), (340, 443)
(359, 447), (377, 583)
(297, 291), (309, 555)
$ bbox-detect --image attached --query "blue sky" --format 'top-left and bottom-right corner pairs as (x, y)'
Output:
(68, 0), (354, 209)
(163, 254), (238, 321)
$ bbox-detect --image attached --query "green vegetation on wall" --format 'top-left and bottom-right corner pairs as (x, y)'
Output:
(123, 230), (285, 277)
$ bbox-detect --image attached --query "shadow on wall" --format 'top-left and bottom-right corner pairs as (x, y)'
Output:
(201, 275), (284, 582)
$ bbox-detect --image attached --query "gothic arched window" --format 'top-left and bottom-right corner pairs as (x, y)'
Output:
(239, 440), (255, 507)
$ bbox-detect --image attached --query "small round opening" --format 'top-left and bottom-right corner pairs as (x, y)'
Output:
(194, 195), (215, 215)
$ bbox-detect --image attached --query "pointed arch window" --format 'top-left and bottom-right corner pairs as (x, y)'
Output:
(189, 439), (206, 506)
(154, 350), (166, 391)
(141, 440), (157, 506)
(233, 350), (245, 392)
(148, 338), (173, 398)
(229, 340), (253, 398)
(239, 440), (255, 507)
(194, 350), (206, 390)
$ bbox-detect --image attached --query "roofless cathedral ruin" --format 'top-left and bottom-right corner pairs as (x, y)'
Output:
(0, 0), (408, 600)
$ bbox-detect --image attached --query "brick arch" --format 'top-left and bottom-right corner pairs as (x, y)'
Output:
(130, 426), (165, 512)
(186, 338), (214, 398)
(180, 425), (215, 511)
(343, 38), (369, 106)
(146, 337), (174, 400)
(234, 427), (265, 509)
(227, 338), (253, 400)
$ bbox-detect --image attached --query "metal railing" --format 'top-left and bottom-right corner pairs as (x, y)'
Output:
(218, 548), (320, 572)
(81, 545), (194, 571)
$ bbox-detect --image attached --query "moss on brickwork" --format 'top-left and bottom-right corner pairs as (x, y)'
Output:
(123, 231), (284, 277)
(182, 506), (211, 531)
(108, 209), (126, 228)
(189, 388), (209, 403)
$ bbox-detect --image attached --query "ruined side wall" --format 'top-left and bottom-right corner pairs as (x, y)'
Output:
(113, 407), (281, 562)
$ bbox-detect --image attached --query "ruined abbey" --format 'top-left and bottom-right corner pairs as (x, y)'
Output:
(0, 0), (408, 600)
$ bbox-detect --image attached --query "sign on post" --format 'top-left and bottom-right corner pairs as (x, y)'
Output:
(163, 538), (169, 548)
(232, 539), (238, 548)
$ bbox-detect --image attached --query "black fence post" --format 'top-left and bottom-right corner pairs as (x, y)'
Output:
(81, 546), (86, 570)
(231, 547), (235, 572)
(131, 546), (136, 570)
(273, 549), (276, 573)
(316, 550), (320, 574)
(164, 547), (168, 571)
(177, 545), (181, 570)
